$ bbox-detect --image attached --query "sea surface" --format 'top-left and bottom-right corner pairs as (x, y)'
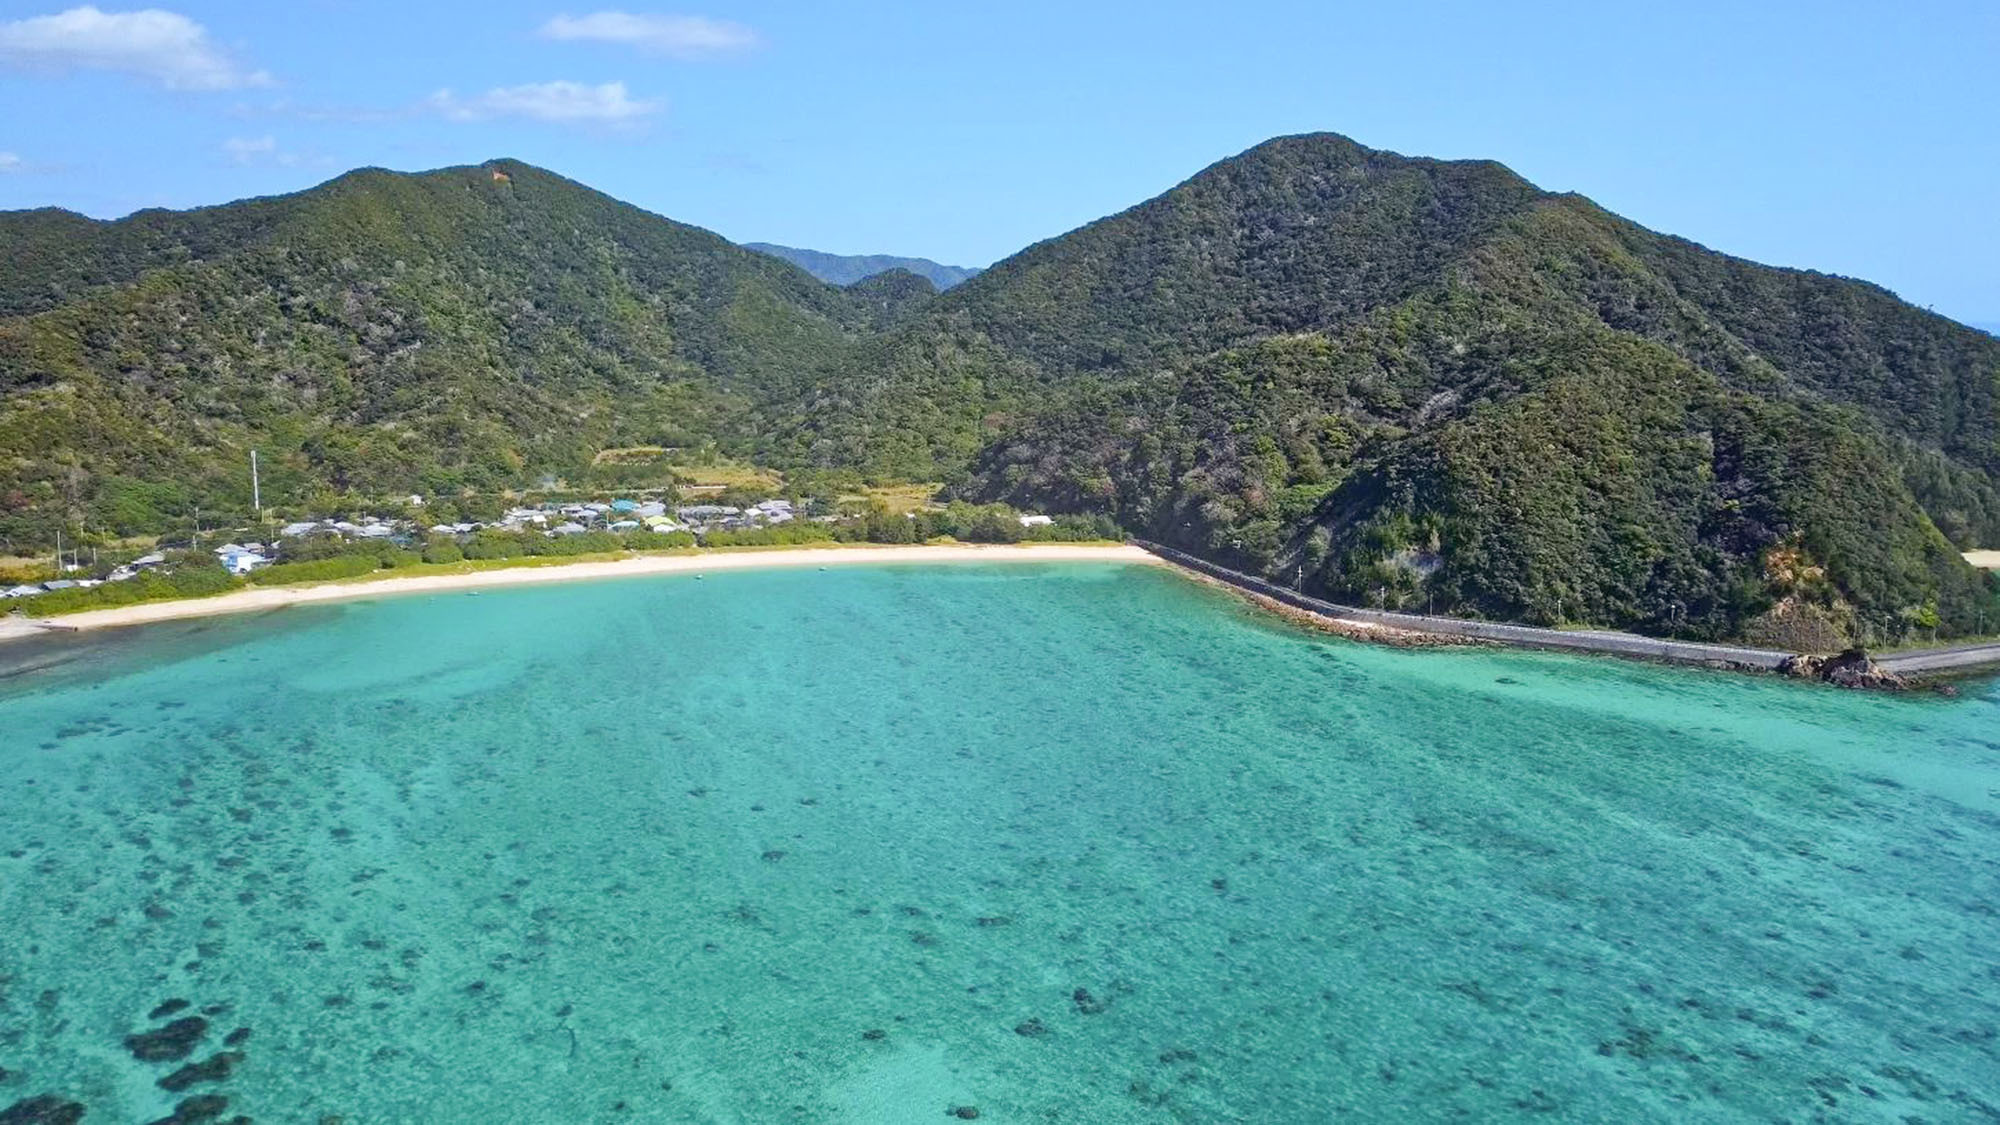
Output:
(1, 563), (1997, 1123)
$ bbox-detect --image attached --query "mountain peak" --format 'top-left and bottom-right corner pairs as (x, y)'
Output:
(743, 243), (982, 290)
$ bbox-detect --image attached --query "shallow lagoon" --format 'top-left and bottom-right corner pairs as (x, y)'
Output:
(1, 562), (1997, 1123)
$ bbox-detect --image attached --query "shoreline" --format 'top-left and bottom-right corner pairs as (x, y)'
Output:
(1, 544), (1160, 638)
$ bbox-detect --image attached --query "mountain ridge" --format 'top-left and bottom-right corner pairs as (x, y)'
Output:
(3, 135), (1995, 645)
(742, 242), (982, 290)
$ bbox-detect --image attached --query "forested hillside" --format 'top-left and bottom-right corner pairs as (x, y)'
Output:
(4, 136), (1996, 644)
(866, 135), (2000, 645)
(0, 160), (861, 543)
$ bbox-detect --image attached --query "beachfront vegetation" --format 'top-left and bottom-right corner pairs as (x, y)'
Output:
(5, 136), (1997, 642)
(16, 557), (238, 616)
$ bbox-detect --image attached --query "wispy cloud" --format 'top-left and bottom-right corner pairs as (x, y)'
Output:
(0, 6), (271, 90)
(229, 97), (400, 125)
(221, 135), (329, 168)
(538, 12), (759, 58)
(0, 152), (22, 173)
(425, 80), (661, 125)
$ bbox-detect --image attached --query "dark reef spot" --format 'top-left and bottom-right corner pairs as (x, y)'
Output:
(149, 1093), (229, 1124)
(1014, 1018), (1047, 1038)
(1159, 1048), (1196, 1063)
(761, 850), (787, 863)
(1072, 988), (1107, 1015)
(947, 1107), (980, 1119)
(158, 1052), (242, 1092)
(910, 931), (937, 947)
(861, 1028), (887, 1041)
(126, 1016), (209, 1062)
(975, 916), (1011, 928)
(149, 999), (192, 1020)
(222, 1027), (250, 1048)
(0, 1094), (87, 1124)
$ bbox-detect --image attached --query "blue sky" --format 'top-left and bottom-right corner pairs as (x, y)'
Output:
(1, 1), (1996, 326)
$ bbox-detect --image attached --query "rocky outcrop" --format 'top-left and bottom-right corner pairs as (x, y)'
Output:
(1780, 647), (1908, 691)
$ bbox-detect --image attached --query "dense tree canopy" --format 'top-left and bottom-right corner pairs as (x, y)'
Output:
(4, 135), (1996, 643)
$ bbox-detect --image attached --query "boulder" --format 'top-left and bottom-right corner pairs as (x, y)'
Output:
(1779, 647), (1907, 691)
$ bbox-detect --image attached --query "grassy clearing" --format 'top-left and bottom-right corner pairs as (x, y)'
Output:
(840, 482), (943, 514)
(667, 458), (783, 491)
(592, 445), (668, 465)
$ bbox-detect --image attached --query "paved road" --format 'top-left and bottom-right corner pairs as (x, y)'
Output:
(1139, 541), (2000, 677)
(1876, 643), (2000, 675)
(1136, 542), (1793, 669)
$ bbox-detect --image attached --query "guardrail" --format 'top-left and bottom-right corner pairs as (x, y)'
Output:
(1134, 540), (1794, 670)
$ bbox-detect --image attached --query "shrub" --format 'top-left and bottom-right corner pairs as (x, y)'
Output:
(248, 554), (379, 585)
(19, 563), (240, 616)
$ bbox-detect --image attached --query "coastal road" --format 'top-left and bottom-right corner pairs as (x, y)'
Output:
(1876, 643), (2000, 675)
(1138, 542), (2000, 676)
(1136, 542), (1793, 670)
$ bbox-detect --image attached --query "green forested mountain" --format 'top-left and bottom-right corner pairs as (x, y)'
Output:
(4, 136), (1997, 645)
(0, 159), (863, 542)
(785, 134), (2000, 644)
(845, 268), (940, 327)
(741, 242), (981, 289)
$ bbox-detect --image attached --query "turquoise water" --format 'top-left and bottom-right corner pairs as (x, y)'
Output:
(2, 563), (1997, 1124)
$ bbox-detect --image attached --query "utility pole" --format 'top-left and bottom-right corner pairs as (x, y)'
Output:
(251, 449), (261, 517)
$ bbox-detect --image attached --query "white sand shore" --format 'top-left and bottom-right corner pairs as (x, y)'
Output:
(1965, 550), (2000, 570)
(5, 543), (1159, 638)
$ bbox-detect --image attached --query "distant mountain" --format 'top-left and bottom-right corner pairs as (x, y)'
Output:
(742, 243), (981, 290)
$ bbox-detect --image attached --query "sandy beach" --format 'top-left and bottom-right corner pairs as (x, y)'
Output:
(0, 543), (1159, 639)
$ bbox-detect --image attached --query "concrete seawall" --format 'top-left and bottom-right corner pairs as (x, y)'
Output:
(1137, 541), (1795, 670)
(1138, 542), (2000, 678)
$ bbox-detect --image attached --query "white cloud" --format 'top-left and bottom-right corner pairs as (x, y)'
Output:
(538, 12), (758, 58)
(0, 152), (22, 173)
(425, 80), (661, 124)
(0, 6), (271, 90)
(220, 135), (329, 168)
(221, 135), (274, 160)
